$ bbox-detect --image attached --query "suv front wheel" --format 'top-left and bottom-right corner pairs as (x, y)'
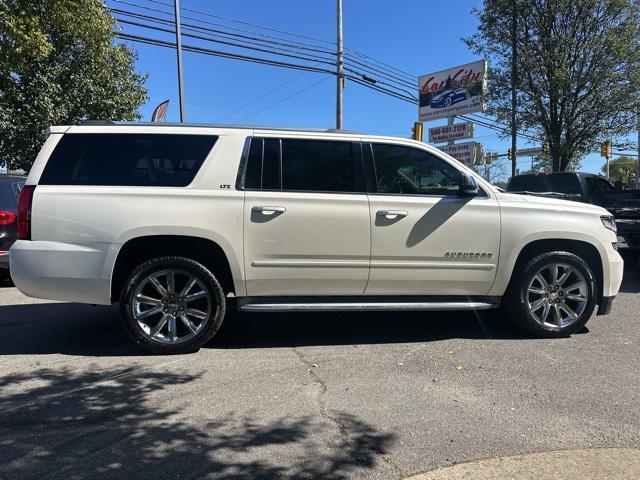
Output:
(120, 256), (226, 354)
(503, 251), (597, 337)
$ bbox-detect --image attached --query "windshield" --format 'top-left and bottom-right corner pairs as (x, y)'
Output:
(507, 174), (581, 194)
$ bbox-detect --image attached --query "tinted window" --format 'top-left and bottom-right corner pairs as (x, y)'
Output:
(0, 182), (19, 210)
(585, 176), (614, 195)
(244, 138), (263, 189)
(507, 174), (581, 194)
(281, 139), (363, 193)
(372, 144), (461, 195)
(40, 133), (217, 186)
(244, 138), (282, 190)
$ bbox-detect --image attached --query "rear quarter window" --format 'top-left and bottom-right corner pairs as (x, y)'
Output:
(39, 133), (218, 186)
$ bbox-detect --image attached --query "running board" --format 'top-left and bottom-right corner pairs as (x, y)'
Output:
(238, 297), (499, 313)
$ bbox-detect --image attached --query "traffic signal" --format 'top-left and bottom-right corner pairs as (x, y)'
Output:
(507, 148), (512, 160)
(411, 122), (424, 142)
(542, 143), (549, 155)
(600, 140), (612, 158)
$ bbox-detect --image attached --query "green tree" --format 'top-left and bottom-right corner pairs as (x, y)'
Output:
(466, 0), (640, 172)
(602, 155), (638, 180)
(0, 0), (147, 171)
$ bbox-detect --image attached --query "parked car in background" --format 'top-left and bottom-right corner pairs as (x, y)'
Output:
(0, 175), (25, 277)
(591, 189), (640, 266)
(10, 123), (623, 353)
(506, 172), (640, 267)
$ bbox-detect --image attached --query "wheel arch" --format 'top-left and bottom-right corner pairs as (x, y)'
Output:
(501, 238), (604, 301)
(110, 235), (241, 303)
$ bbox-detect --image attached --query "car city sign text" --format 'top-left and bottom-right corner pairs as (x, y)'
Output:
(418, 60), (487, 122)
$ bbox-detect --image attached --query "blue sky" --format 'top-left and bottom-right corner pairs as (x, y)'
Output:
(108, 0), (607, 179)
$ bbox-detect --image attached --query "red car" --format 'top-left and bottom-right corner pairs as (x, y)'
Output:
(0, 176), (25, 279)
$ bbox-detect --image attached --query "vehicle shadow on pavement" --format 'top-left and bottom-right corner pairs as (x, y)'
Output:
(214, 309), (529, 350)
(0, 365), (396, 479)
(0, 300), (530, 357)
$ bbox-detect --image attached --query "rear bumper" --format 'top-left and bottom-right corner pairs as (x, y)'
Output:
(10, 240), (113, 305)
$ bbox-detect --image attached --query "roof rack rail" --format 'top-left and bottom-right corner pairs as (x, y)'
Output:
(79, 119), (116, 126)
(324, 128), (360, 134)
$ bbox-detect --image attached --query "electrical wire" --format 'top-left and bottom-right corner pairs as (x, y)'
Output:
(233, 76), (333, 123)
(112, 7), (418, 90)
(112, 0), (418, 84)
(112, 2), (541, 144)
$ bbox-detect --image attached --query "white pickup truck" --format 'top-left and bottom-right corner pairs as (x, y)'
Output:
(10, 122), (624, 354)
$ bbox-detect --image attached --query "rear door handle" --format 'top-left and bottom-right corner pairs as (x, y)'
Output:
(376, 210), (408, 219)
(252, 206), (286, 214)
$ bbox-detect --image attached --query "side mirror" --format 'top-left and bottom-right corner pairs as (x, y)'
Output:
(459, 174), (479, 197)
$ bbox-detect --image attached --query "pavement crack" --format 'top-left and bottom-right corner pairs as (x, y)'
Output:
(292, 347), (404, 479)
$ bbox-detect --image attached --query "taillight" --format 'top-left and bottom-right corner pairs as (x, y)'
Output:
(0, 210), (16, 225)
(17, 185), (35, 240)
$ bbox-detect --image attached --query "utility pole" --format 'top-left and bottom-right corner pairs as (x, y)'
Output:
(510, 0), (517, 177)
(336, 0), (344, 129)
(174, 0), (185, 122)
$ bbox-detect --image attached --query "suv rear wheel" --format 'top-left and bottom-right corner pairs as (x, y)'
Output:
(503, 251), (597, 337)
(120, 256), (226, 354)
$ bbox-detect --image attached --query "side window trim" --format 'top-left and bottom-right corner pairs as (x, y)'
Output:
(362, 142), (377, 193)
(235, 136), (254, 190)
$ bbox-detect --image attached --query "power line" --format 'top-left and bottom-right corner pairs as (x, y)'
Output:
(112, 0), (417, 84)
(112, 4), (538, 143)
(234, 76), (332, 123)
(215, 71), (310, 122)
(112, 7), (418, 90)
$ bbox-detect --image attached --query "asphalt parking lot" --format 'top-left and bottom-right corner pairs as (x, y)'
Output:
(1, 269), (639, 479)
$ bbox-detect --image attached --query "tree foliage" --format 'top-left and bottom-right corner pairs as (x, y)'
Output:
(0, 0), (147, 171)
(602, 155), (638, 179)
(466, 0), (640, 171)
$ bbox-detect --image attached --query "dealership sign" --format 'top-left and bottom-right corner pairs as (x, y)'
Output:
(418, 60), (487, 122)
(428, 121), (475, 144)
(438, 141), (482, 166)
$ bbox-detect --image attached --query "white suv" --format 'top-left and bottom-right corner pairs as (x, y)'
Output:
(10, 122), (624, 354)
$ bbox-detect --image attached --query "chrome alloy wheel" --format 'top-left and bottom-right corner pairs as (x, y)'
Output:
(131, 269), (212, 344)
(526, 263), (589, 329)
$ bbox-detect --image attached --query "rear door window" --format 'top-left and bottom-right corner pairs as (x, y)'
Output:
(39, 133), (217, 186)
(242, 137), (365, 193)
(244, 138), (281, 190)
(280, 139), (364, 193)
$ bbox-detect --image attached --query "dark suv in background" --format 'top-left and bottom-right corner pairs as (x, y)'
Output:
(0, 176), (25, 277)
(506, 172), (640, 266)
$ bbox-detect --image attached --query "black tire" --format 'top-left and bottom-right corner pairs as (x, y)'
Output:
(502, 251), (597, 338)
(120, 256), (226, 354)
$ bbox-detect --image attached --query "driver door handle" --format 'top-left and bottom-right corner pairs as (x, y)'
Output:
(377, 210), (408, 219)
(252, 206), (286, 214)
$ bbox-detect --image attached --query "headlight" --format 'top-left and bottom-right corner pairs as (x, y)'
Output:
(601, 215), (617, 233)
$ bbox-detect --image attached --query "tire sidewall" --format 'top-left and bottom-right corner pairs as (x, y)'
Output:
(509, 252), (597, 336)
(120, 256), (226, 354)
